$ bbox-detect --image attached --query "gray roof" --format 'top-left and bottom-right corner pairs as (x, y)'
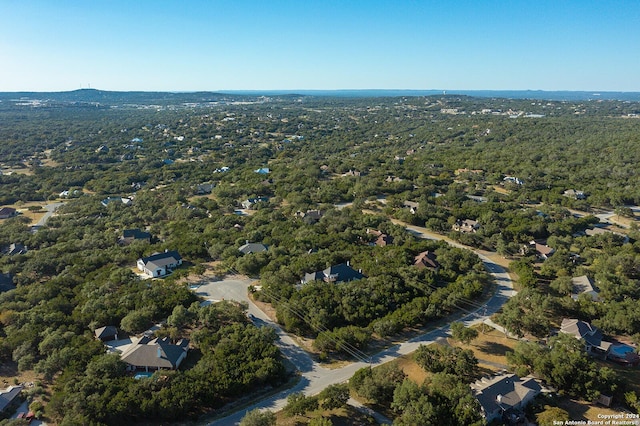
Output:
(571, 275), (599, 301)
(123, 229), (151, 240)
(303, 263), (364, 284)
(140, 251), (182, 269)
(94, 325), (119, 340)
(472, 374), (541, 416)
(120, 337), (188, 370)
(0, 385), (23, 412)
(560, 318), (607, 349)
(238, 243), (268, 254)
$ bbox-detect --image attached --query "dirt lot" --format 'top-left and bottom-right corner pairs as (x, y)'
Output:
(448, 325), (519, 369)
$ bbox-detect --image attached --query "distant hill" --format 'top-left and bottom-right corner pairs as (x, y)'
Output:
(1, 88), (640, 105)
(0, 89), (229, 106)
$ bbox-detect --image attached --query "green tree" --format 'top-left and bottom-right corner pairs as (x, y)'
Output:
(239, 408), (276, 426)
(284, 392), (319, 417)
(450, 322), (478, 345)
(318, 383), (349, 410)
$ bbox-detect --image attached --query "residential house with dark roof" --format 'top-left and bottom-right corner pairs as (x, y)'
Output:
(413, 251), (440, 271)
(120, 337), (189, 372)
(0, 207), (17, 219)
(5, 243), (27, 256)
(0, 273), (16, 293)
(120, 229), (151, 245)
(0, 384), (24, 415)
(295, 209), (324, 223)
(560, 318), (612, 357)
(94, 326), (120, 342)
(471, 374), (542, 424)
(137, 251), (182, 278)
(302, 262), (364, 284)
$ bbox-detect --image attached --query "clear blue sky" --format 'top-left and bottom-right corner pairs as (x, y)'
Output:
(1, 0), (639, 92)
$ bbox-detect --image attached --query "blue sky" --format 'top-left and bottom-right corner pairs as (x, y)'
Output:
(1, 0), (639, 92)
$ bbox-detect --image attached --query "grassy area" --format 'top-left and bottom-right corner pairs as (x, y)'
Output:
(448, 326), (519, 369)
(274, 405), (376, 425)
(557, 398), (630, 423)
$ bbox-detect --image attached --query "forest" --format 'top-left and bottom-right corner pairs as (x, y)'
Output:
(1, 90), (640, 424)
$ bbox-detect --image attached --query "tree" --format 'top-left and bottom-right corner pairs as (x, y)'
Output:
(284, 392), (319, 417)
(318, 383), (349, 410)
(308, 418), (333, 426)
(450, 322), (478, 345)
(414, 344), (478, 382)
(239, 409), (276, 426)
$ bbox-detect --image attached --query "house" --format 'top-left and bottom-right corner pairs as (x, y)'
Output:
(414, 251), (440, 271)
(471, 374), (542, 424)
(137, 251), (182, 278)
(120, 336), (189, 372)
(6, 243), (27, 256)
(238, 242), (268, 254)
(571, 275), (600, 301)
(563, 189), (586, 200)
(527, 241), (555, 260)
(254, 167), (270, 174)
(560, 318), (612, 357)
(95, 145), (109, 153)
(120, 229), (151, 245)
(194, 182), (215, 195)
(295, 209), (324, 223)
(0, 207), (17, 219)
(366, 229), (393, 247)
(0, 384), (24, 415)
(94, 326), (120, 342)
(101, 197), (132, 207)
(503, 176), (524, 185)
(452, 219), (480, 233)
(302, 262), (364, 284)
(241, 197), (269, 210)
(0, 273), (16, 293)
(403, 201), (419, 214)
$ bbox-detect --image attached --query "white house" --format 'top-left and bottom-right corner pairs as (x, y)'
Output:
(137, 251), (182, 278)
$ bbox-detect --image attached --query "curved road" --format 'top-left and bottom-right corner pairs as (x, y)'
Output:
(207, 224), (514, 425)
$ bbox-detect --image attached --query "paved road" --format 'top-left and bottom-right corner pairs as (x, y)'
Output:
(204, 226), (515, 425)
(34, 202), (65, 227)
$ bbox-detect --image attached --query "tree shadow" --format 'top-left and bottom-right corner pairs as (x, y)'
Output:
(477, 341), (512, 356)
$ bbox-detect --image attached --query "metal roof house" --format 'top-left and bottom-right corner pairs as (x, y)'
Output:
(137, 251), (182, 278)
